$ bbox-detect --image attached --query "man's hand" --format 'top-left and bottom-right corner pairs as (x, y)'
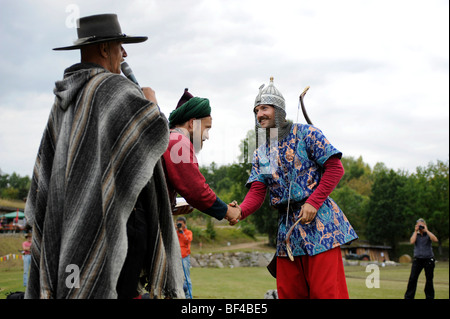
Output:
(298, 203), (317, 224)
(142, 87), (158, 105)
(225, 201), (241, 226)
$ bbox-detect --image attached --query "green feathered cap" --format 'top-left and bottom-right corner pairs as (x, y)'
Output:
(168, 89), (211, 128)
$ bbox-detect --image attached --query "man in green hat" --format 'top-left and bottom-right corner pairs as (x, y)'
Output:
(162, 89), (240, 221)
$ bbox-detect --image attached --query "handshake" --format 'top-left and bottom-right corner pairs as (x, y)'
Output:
(225, 200), (241, 226)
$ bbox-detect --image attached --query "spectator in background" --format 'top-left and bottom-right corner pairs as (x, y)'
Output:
(404, 218), (439, 299)
(176, 216), (193, 298)
(22, 232), (32, 287)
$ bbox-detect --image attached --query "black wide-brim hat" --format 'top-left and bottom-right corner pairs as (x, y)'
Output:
(53, 13), (147, 50)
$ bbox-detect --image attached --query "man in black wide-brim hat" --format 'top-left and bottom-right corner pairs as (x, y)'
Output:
(24, 13), (185, 299)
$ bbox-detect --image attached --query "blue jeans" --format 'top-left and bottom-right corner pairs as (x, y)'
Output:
(23, 254), (31, 287)
(182, 255), (192, 298)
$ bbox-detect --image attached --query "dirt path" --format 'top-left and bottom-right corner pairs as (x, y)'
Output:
(212, 239), (271, 252)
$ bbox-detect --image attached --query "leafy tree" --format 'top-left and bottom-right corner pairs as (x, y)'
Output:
(365, 169), (410, 251)
(331, 185), (369, 235)
(0, 171), (30, 200)
(205, 216), (217, 240)
(340, 156), (371, 182)
(1, 187), (19, 199)
(0, 172), (8, 189)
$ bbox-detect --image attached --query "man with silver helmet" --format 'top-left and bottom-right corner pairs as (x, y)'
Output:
(229, 78), (358, 299)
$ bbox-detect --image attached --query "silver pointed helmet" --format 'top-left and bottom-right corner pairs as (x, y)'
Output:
(254, 77), (286, 129)
(254, 77), (286, 114)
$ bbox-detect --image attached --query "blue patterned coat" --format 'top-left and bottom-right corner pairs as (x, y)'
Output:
(247, 124), (358, 256)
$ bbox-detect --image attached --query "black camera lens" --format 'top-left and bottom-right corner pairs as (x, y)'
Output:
(177, 223), (182, 228)
(419, 225), (424, 230)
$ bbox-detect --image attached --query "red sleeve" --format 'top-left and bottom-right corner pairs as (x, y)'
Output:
(306, 156), (344, 210)
(240, 181), (267, 220)
(163, 133), (217, 211)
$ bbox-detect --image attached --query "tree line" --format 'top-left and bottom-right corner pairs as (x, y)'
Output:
(0, 171), (30, 201)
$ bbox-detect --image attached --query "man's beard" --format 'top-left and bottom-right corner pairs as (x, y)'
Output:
(190, 133), (204, 154)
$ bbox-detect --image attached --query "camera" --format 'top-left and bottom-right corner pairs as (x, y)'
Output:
(177, 223), (182, 229)
(418, 225), (425, 230)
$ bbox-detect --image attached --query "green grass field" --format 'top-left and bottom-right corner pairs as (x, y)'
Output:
(1, 233), (448, 299)
(188, 262), (449, 299)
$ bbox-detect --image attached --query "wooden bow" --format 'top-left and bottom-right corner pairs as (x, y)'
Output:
(300, 86), (312, 125)
(285, 86), (313, 261)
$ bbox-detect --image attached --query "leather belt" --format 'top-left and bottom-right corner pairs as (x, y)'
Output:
(276, 198), (307, 215)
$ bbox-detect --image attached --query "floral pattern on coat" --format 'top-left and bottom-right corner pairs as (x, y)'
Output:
(247, 124), (358, 256)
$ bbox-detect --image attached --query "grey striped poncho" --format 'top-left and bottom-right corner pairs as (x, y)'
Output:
(25, 63), (184, 299)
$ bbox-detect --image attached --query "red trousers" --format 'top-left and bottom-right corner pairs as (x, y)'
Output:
(276, 247), (349, 299)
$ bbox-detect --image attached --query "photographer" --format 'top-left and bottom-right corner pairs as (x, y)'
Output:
(176, 216), (193, 298)
(404, 218), (438, 299)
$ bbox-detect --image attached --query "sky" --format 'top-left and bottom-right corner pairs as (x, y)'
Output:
(0, 0), (448, 177)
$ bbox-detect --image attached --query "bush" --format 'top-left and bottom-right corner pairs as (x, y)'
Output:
(1, 187), (19, 199)
(205, 217), (216, 240)
(241, 222), (256, 238)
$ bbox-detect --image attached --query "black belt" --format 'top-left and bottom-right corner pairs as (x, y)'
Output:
(276, 198), (307, 215)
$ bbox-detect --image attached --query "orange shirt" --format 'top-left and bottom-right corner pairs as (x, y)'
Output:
(177, 228), (193, 258)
